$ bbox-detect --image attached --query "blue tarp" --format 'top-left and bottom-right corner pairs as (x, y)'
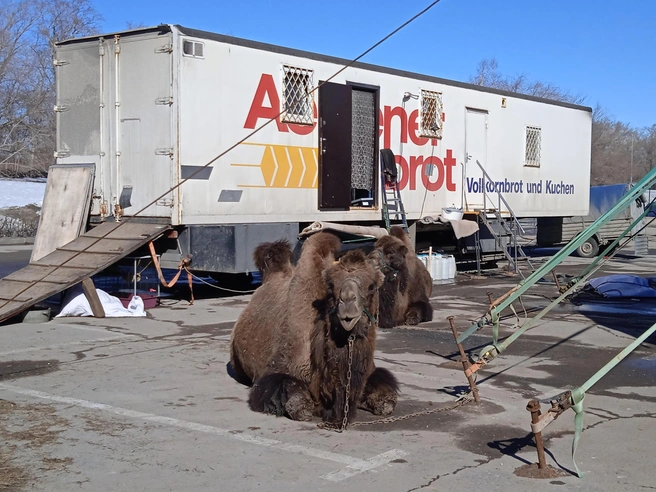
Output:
(585, 275), (656, 298)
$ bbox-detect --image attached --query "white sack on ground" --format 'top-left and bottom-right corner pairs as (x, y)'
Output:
(56, 287), (146, 318)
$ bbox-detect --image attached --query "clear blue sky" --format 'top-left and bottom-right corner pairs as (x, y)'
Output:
(91, 0), (655, 128)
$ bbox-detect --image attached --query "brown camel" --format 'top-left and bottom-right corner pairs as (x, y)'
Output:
(229, 232), (399, 424)
(375, 226), (433, 328)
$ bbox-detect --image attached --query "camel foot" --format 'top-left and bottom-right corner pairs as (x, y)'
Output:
(405, 300), (433, 325)
(360, 367), (399, 416)
(248, 373), (313, 421)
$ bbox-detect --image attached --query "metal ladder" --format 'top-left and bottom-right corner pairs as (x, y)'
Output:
(380, 150), (408, 232)
(479, 209), (535, 277)
(473, 160), (535, 277)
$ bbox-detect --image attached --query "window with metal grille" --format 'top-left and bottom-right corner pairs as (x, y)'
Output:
(524, 126), (541, 167)
(419, 89), (443, 139)
(182, 40), (204, 58)
(282, 65), (314, 125)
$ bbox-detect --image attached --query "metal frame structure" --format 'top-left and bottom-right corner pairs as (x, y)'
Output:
(448, 166), (656, 476)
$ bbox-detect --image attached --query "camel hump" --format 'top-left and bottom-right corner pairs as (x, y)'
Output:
(303, 232), (342, 258)
(389, 226), (414, 251)
(253, 239), (293, 279)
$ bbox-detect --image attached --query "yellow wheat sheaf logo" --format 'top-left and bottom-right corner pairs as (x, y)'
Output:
(233, 143), (318, 188)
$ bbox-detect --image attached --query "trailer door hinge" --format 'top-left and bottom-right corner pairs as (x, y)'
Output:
(155, 148), (174, 156)
(155, 96), (173, 106)
(156, 198), (174, 207)
(54, 105), (70, 113)
(53, 59), (70, 67)
(155, 44), (173, 53)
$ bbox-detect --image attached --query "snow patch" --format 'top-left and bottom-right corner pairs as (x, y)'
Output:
(0, 178), (47, 208)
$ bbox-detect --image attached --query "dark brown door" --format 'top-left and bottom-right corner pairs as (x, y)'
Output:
(318, 82), (352, 210)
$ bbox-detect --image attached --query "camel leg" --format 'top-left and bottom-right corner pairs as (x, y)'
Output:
(359, 367), (399, 416)
(248, 373), (314, 421)
(405, 299), (433, 325)
(228, 346), (253, 386)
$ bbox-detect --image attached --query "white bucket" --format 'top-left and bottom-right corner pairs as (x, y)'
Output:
(442, 207), (464, 221)
(417, 254), (429, 270)
(445, 255), (457, 279)
(418, 253), (442, 282)
(432, 254), (444, 281)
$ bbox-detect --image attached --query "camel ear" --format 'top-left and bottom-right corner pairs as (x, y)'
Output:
(366, 250), (382, 272)
(321, 267), (336, 291)
(399, 244), (409, 257)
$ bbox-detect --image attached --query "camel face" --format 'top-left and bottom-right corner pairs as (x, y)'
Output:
(323, 250), (384, 334)
(374, 236), (408, 281)
(335, 278), (364, 332)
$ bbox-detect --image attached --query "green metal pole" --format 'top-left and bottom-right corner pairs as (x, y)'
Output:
(569, 321), (656, 477)
(581, 321), (656, 394)
(457, 170), (656, 345)
(573, 207), (652, 283)
(484, 208), (656, 358)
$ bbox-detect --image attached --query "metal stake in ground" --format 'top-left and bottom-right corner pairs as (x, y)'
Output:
(448, 316), (480, 403)
(527, 399), (547, 469)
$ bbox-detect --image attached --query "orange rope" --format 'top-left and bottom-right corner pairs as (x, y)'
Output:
(148, 241), (194, 305)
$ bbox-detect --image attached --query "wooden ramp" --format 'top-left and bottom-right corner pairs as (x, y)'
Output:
(0, 221), (170, 323)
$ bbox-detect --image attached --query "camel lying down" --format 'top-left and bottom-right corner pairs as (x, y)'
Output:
(375, 226), (433, 328)
(229, 232), (399, 424)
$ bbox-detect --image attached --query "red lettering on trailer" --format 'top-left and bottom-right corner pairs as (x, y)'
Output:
(245, 74), (456, 191)
(244, 74), (317, 135)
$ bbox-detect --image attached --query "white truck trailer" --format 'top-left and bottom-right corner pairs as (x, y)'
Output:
(53, 24), (593, 275)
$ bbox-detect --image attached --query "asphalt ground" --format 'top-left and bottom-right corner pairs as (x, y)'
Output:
(0, 243), (655, 491)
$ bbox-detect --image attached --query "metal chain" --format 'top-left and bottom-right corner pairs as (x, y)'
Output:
(317, 334), (355, 433)
(318, 331), (474, 432)
(341, 334), (355, 430)
(350, 393), (474, 427)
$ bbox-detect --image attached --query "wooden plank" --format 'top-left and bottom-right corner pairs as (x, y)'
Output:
(31, 164), (94, 262)
(0, 222), (170, 323)
(59, 252), (126, 269)
(0, 300), (28, 321)
(3, 265), (57, 282)
(0, 279), (33, 301)
(84, 221), (167, 240)
(58, 238), (140, 254)
(4, 265), (94, 284)
(79, 222), (122, 238)
(31, 249), (78, 266)
(81, 278), (105, 318)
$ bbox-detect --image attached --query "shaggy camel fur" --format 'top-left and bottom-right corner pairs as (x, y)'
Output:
(375, 226), (433, 328)
(229, 232), (399, 424)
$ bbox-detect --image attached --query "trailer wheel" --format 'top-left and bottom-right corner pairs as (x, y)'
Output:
(576, 237), (599, 258)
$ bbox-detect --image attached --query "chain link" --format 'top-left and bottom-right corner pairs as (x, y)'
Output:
(317, 334), (355, 433)
(350, 393), (474, 427)
(318, 330), (475, 432)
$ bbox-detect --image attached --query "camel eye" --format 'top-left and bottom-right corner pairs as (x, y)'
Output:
(368, 283), (375, 292)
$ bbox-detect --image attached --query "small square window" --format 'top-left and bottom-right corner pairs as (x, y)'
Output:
(419, 89), (443, 139)
(525, 126), (541, 167)
(281, 65), (314, 125)
(182, 39), (204, 58)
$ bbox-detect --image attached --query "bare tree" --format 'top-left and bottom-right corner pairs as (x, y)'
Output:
(469, 58), (586, 104)
(0, 0), (101, 178)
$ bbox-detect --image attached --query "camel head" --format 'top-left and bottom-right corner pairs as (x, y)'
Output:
(322, 249), (384, 333)
(373, 235), (408, 281)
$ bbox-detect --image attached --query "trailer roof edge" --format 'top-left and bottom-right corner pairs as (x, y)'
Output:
(57, 24), (593, 114)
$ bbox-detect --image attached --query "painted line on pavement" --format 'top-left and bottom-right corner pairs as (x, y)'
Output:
(0, 383), (407, 482)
